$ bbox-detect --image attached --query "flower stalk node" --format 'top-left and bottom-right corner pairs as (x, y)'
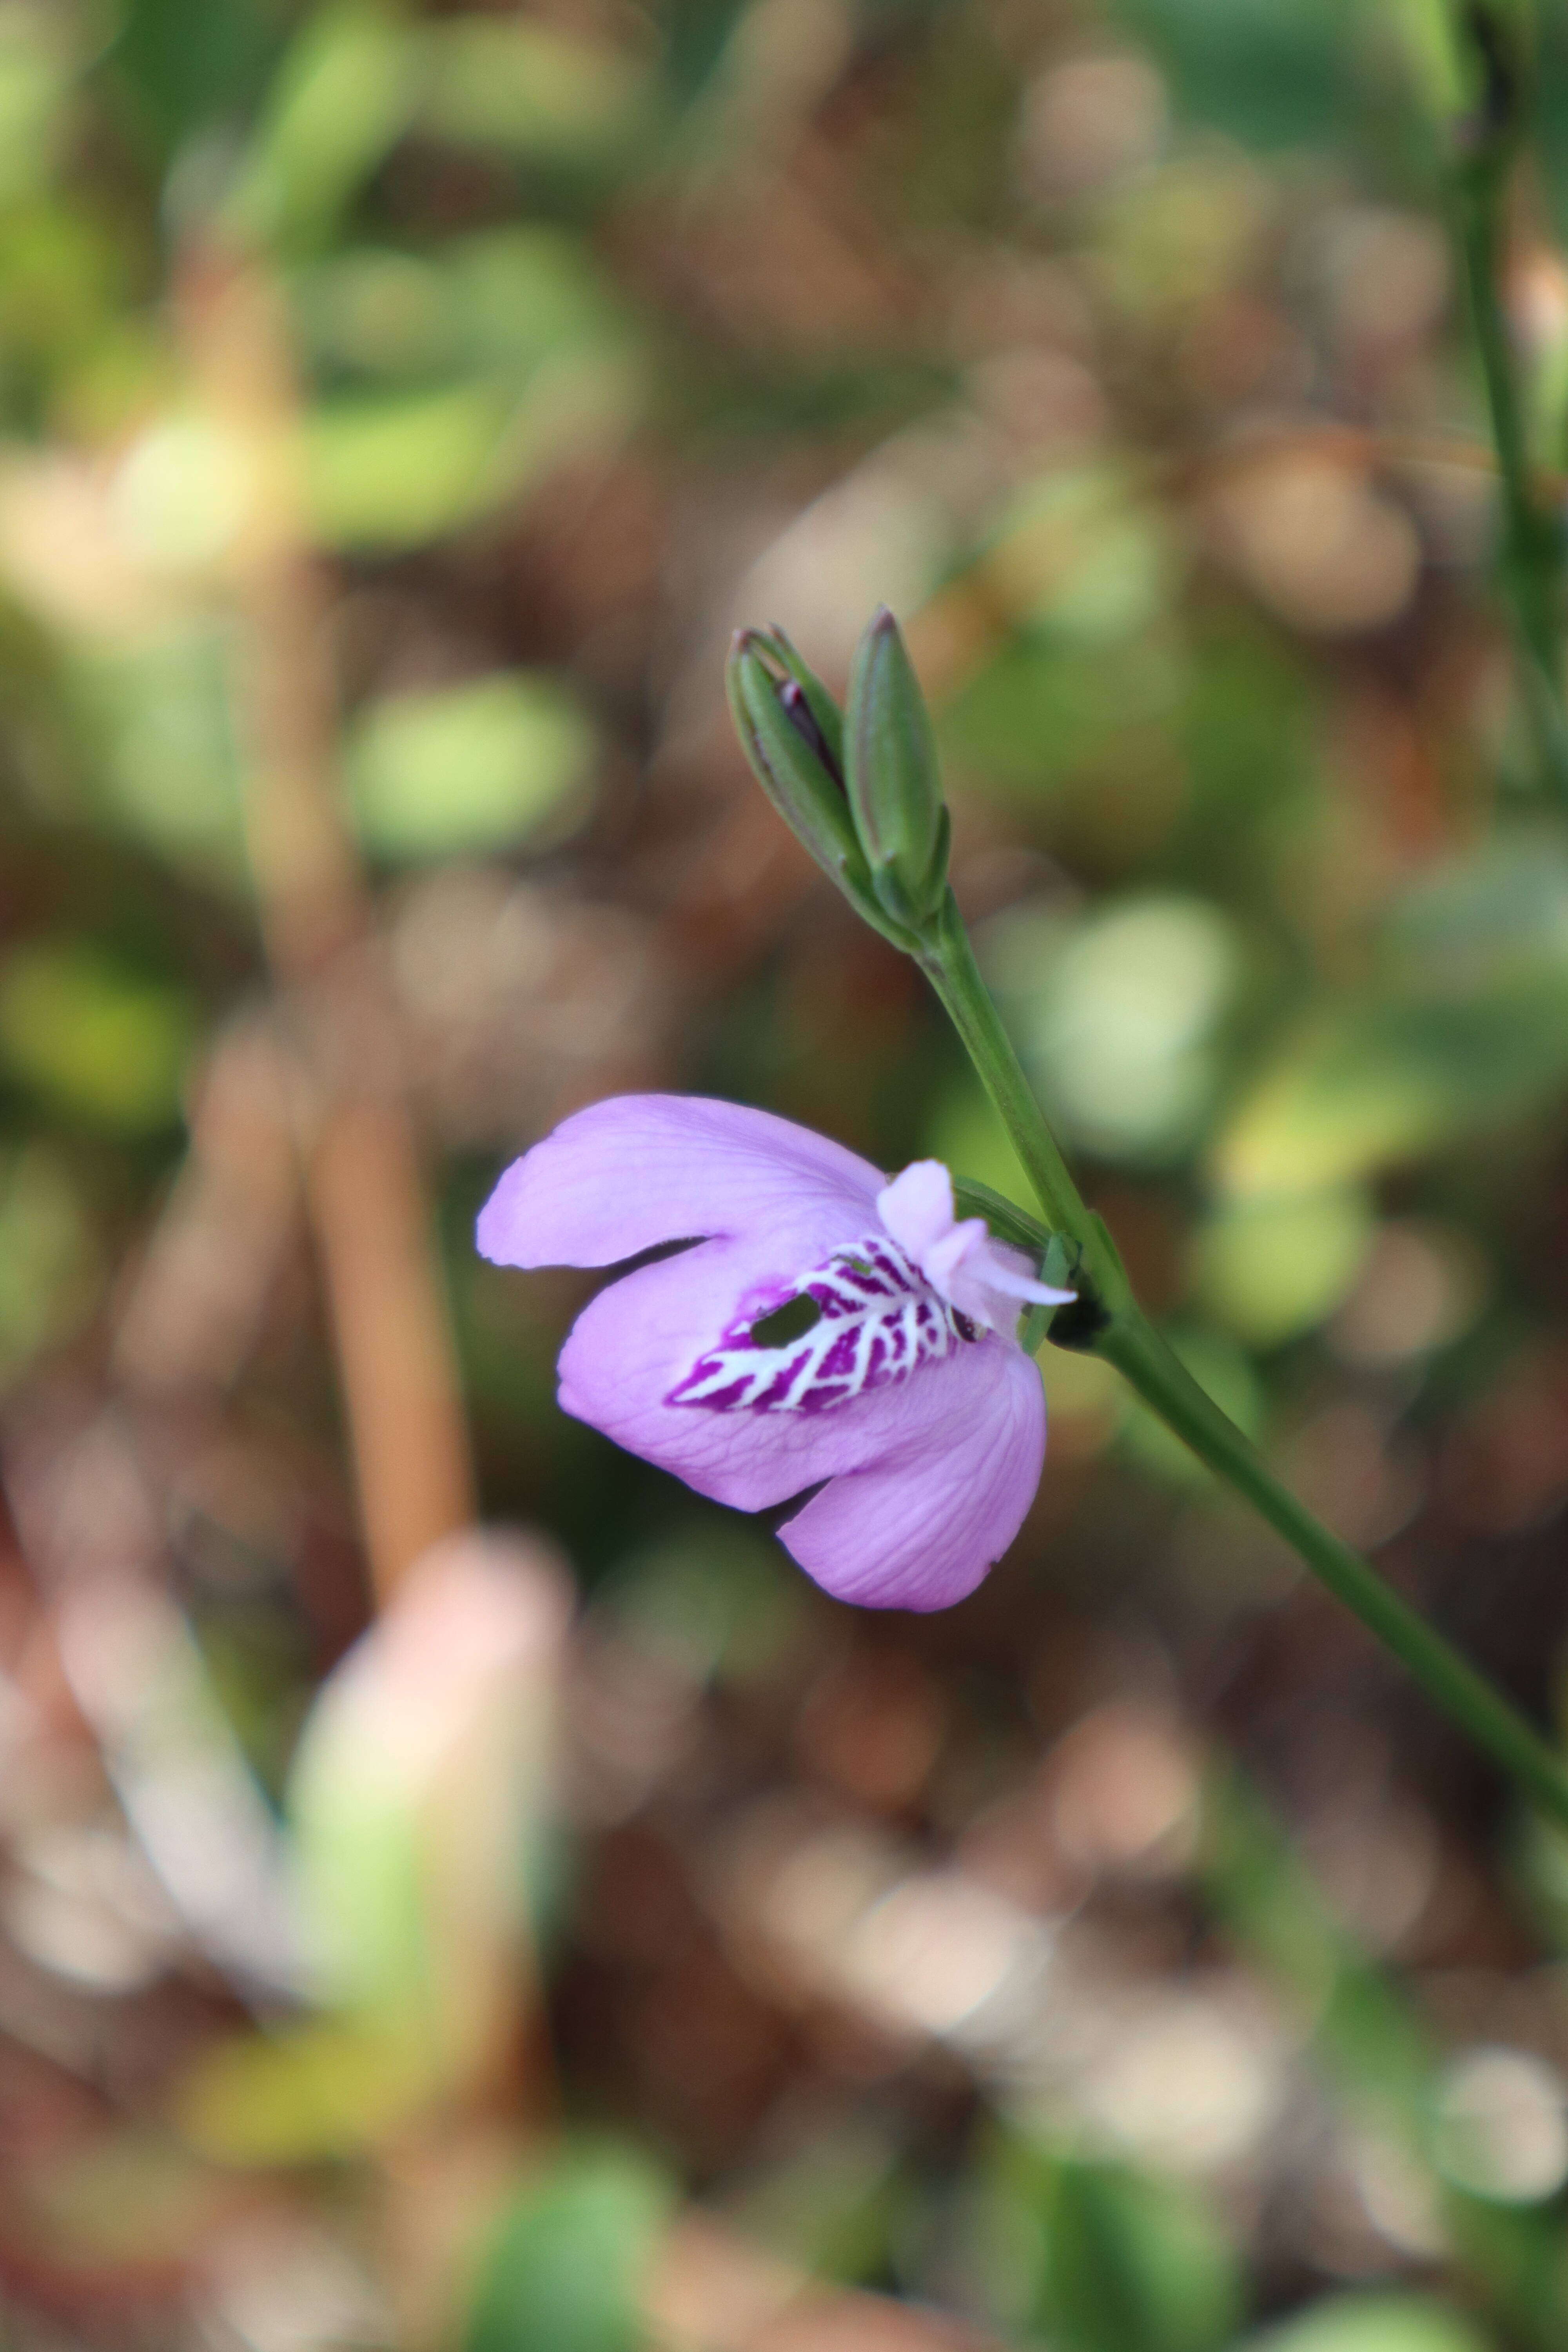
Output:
(1040, 1281), (1110, 1355)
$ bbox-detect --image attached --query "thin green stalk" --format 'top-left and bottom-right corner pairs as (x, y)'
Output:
(1450, 73), (1568, 803)
(919, 895), (1125, 1308)
(1105, 1315), (1568, 1833)
(921, 889), (1568, 1834)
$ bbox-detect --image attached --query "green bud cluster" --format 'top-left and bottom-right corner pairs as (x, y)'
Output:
(725, 606), (951, 947)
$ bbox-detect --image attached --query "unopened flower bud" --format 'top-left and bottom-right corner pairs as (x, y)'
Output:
(845, 606), (950, 931)
(764, 626), (847, 783)
(778, 679), (842, 785)
(728, 627), (914, 940)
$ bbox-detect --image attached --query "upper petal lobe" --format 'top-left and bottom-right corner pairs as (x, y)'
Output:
(477, 1094), (883, 1271)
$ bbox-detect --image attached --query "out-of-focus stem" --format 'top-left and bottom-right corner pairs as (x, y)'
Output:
(176, 246), (474, 1612)
(920, 895), (1568, 1833)
(1448, 25), (1568, 806)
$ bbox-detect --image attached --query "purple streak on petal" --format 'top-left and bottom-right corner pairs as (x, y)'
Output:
(778, 1343), (1045, 1612)
(750, 1355), (809, 1408)
(476, 1094), (882, 1271)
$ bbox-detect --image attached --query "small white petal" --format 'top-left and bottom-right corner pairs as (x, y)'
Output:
(875, 1159), (1073, 1334)
(877, 1161), (956, 1257)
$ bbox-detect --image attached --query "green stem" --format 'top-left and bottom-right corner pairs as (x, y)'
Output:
(1453, 140), (1568, 806)
(920, 890), (1568, 1833)
(1104, 1316), (1568, 1834)
(920, 899), (1078, 1230)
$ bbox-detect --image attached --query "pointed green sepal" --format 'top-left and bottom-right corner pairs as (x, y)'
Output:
(844, 606), (949, 934)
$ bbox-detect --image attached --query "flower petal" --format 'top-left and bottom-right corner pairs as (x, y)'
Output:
(558, 1232), (1033, 1515)
(876, 1161), (955, 1257)
(477, 1094), (882, 1270)
(777, 1341), (1045, 1611)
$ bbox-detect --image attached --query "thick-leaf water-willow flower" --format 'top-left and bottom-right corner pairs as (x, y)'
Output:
(477, 1094), (1073, 1609)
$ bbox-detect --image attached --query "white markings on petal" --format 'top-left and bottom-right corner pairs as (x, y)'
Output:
(667, 1234), (976, 1417)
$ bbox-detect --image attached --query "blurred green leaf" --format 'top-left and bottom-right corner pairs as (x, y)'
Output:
(1517, 1809), (1568, 1954)
(177, 2019), (437, 2163)
(1238, 2292), (1495, 2352)
(69, 624), (247, 883)
(726, 2122), (903, 2284)
(943, 633), (1177, 797)
(446, 226), (631, 376)
(0, 11), (73, 209)
(109, 0), (276, 158)
(230, 0), (416, 249)
(992, 2140), (1242, 2352)
(1173, 622), (1318, 892)
(1215, 989), (1568, 1196)
(295, 226), (629, 390)
(944, 641), (1099, 795)
(289, 1755), (428, 2030)
(419, 19), (654, 171)
(465, 2146), (675, 2352)
(980, 467), (1175, 644)
(0, 1145), (95, 1383)
(1107, 0), (1361, 151)
(1216, 837), (1568, 1196)
(1383, 828), (1568, 992)
(280, 1541), (569, 2134)
(346, 673), (597, 862)
(1535, 3), (1568, 250)
(292, 245), (454, 382)
(0, 942), (194, 1130)
(984, 894), (1245, 1165)
(1190, 1187), (1373, 1347)
(661, 0), (751, 109)
(303, 334), (638, 548)
(0, 200), (127, 414)
(303, 382), (510, 546)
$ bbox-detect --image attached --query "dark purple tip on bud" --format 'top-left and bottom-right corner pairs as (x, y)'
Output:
(779, 679), (845, 791)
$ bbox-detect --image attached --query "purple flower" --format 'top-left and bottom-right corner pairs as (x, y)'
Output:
(477, 1096), (1073, 1611)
